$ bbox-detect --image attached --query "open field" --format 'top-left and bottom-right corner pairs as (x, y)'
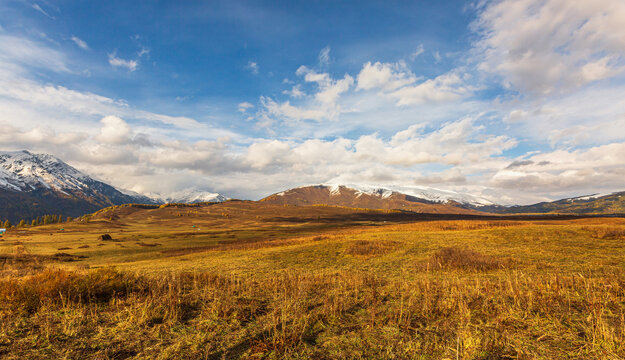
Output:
(1, 201), (625, 359)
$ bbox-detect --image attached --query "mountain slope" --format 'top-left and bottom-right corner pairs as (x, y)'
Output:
(0, 150), (159, 222)
(260, 184), (490, 214)
(488, 192), (625, 214)
(0, 151), (227, 222)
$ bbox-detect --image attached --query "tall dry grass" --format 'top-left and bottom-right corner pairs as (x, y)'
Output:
(0, 266), (623, 359)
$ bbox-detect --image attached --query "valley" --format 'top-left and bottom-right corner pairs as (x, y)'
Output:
(1, 201), (624, 358)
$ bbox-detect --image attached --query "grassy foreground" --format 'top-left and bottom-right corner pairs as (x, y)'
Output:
(0, 202), (624, 359)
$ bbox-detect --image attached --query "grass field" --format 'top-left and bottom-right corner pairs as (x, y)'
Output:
(0, 201), (624, 359)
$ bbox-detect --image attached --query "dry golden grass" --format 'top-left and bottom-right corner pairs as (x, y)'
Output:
(0, 202), (624, 358)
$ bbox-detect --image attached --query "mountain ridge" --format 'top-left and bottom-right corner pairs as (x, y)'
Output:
(261, 184), (489, 215)
(0, 150), (227, 222)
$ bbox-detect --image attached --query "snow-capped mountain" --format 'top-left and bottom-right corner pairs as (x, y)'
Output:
(261, 184), (494, 215)
(0, 151), (227, 222)
(323, 183), (495, 206)
(146, 190), (229, 204)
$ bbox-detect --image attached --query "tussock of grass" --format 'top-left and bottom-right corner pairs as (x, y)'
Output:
(345, 240), (399, 256)
(426, 246), (511, 271)
(584, 226), (625, 239)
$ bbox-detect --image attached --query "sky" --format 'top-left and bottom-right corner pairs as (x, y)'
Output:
(0, 0), (624, 204)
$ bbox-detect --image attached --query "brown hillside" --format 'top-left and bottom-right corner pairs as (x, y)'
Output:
(260, 185), (485, 215)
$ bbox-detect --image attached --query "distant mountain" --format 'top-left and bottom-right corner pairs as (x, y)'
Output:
(0, 151), (226, 222)
(260, 184), (493, 214)
(486, 192), (625, 214)
(145, 190), (229, 204)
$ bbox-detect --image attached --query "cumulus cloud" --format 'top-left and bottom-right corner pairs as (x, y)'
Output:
(96, 116), (133, 144)
(356, 61), (417, 91)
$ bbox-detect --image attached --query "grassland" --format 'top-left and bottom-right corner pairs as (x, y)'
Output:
(0, 201), (624, 359)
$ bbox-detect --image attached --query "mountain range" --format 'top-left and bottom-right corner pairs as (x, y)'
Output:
(260, 184), (490, 215)
(1, 150), (623, 223)
(0, 151), (226, 222)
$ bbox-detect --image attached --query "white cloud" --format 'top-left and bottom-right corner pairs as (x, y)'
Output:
(296, 66), (353, 108)
(282, 84), (305, 98)
(410, 44), (424, 59)
(0, 34), (68, 74)
(237, 102), (254, 113)
(433, 51), (442, 63)
(71, 36), (89, 50)
(356, 61), (417, 91)
(246, 61), (259, 75)
(491, 142), (625, 197)
(32, 4), (54, 19)
(389, 72), (473, 106)
(96, 116), (133, 144)
(474, 0), (625, 96)
(108, 52), (138, 71)
(318, 46), (331, 65)
(258, 96), (326, 123)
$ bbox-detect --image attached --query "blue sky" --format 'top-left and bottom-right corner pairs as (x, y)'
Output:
(0, 0), (624, 204)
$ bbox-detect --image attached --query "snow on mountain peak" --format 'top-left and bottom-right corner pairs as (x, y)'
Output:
(0, 150), (89, 193)
(322, 183), (495, 206)
(144, 189), (229, 204)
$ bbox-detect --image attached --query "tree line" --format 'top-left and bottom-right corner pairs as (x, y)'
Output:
(1, 214), (74, 229)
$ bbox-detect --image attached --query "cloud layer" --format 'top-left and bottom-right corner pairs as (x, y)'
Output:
(0, 0), (624, 205)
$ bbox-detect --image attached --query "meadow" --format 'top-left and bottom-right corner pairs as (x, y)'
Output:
(0, 201), (624, 359)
